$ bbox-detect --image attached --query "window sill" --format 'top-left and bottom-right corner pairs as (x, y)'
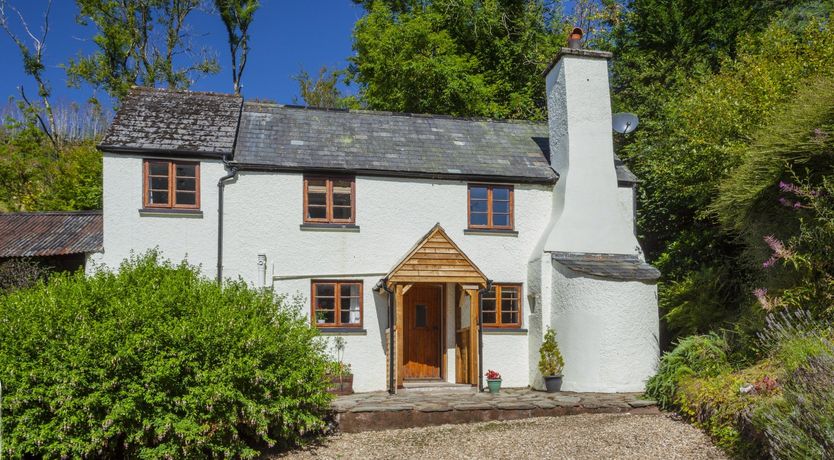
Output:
(300, 223), (360, 232)
(139, 208), (203, 218)
(482, 328), (527, 335)
(317, 328), (367, 336)
(464, 228), (518, 237)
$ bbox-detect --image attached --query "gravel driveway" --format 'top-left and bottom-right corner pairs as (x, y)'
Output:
(281, 413), (726, 460)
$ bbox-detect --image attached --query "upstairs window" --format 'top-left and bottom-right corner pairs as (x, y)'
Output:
(481, 284), (522, 328)
(468, 184), (513, 230)
(143, 160), (200, 209)
(311, 280), (363, 328)
(304, 176), (355, 224)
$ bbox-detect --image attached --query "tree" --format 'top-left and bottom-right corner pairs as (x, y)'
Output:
(293, 66), (357, 109)
(66, 0), (220, 102)
(215, 0), (259, 95)
(0, 0), (58, 147)
(349, 0), (622, 119)
(614, 9), (834, 339)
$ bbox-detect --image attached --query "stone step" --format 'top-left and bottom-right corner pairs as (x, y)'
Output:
(401, 381), (477, 393)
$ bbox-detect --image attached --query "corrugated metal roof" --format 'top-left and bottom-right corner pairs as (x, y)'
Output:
(0, 211), (103, 257)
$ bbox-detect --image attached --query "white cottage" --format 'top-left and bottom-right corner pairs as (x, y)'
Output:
(95, 48), (660, 394)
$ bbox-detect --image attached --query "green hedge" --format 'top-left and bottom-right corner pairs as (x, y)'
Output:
(0, 252), (332, 458)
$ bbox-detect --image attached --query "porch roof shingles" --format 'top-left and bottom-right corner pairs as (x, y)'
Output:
(385, 224), (488, 286)
(234, 102), (559, 183)
(98, 87), (243, 157)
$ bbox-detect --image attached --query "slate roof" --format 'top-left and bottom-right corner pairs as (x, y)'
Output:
(99, 88), (639, 184)
(99, 87), (242, 157)
(551, 252), (660, 281)
(0, 211), (103, 257)
(234, 103), (558, 184)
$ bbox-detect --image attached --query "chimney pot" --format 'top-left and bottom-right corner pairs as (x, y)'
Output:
(568, 27), (583, 49)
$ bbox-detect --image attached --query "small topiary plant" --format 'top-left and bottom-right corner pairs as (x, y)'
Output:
(0, 251), (332, 458)
(539, 327), (565, 376)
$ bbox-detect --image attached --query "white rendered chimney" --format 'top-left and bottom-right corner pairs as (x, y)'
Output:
(543, 48), (640, 255)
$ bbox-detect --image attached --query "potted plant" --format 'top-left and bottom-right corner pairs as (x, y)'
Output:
(485, 369), (502, 393)
(538, 327), (565, 392)
(315, 311), (327, 324)
(326, 337), (354, 395)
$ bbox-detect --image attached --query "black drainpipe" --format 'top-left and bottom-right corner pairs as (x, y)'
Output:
(478, 280), (493, 392)
(216, 159), (239, 283)
(380, 278), (396, 394)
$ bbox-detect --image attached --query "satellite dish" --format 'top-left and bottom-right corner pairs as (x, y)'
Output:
(612, 112), (639, 134)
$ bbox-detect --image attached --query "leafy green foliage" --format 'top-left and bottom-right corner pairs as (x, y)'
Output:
(645, 333), (730, 409)
(215, 0), (260, 94)
(0, 252), (332, 458)
(349, 0), (578, 119)
(0, 119), (101, 211)
(675, 360), (777, 457)
(67, 0), (220, 102)
(538, 327), (565, 376)
(754, 340), (834, 458)
(294, 66), (359, 109)
(615, 11), (834, 339)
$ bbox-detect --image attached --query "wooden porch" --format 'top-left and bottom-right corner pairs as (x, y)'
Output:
(379, 224), (489, 393)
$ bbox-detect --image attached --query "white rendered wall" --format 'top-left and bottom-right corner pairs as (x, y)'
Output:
(274, 275), (390, 393)
(223, 172), (553, 392)
(92, 153), (224, 275)
(549, 263), (659, 392)
(543, 54), (641, 255)
(482, 333), (529, 388)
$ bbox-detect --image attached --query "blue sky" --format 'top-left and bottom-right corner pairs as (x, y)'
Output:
(0, 1), (364, 107)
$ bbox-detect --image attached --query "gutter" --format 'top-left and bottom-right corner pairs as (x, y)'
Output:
(229, 162), (559, 186)
(379, 278), (396, 395)
(216, 158), (238, 283)
(478, 280), (493, 392)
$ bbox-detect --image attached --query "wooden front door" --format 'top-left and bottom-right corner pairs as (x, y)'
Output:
(403, 285), (442, 380)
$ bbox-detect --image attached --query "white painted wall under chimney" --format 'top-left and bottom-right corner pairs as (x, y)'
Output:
(527, 49), (659, 393)
(542, 50), (641, 256)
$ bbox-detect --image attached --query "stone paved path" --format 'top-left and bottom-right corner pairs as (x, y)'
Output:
(333, 388), (657, 432)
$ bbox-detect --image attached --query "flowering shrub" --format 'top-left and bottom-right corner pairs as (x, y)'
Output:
(752, 177), (834, 318)
(752, 375), (780, 395)
(0, 252), (332, 458)
(485, 369), (501, 380)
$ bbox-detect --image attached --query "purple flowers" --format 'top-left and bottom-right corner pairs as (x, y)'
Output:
(762, 235), (793, 268)
(753, 287), (781, 311)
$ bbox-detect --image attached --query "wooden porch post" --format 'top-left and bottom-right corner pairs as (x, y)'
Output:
(467, 289), (480, 386)
(395, 283), (404, 389)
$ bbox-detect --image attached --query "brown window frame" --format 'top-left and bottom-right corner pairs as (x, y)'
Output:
(143, 159), (201, 209)
(311, 280), (364, 328)
(481, 283), (522, 328)
(467, 184), (514, 230)
(303, 176), (356, 224)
